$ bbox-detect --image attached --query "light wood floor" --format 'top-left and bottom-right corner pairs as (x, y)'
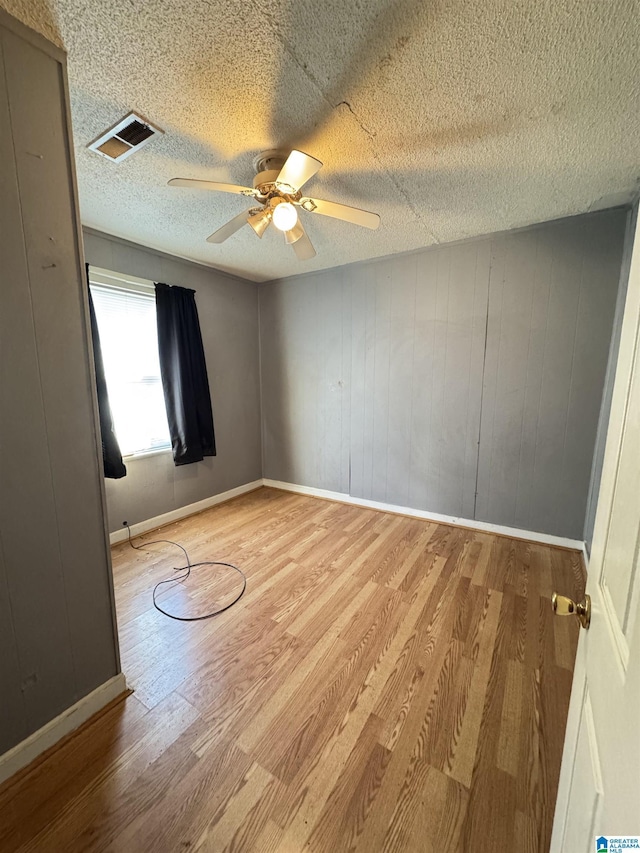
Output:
(0, 487), (582, 852)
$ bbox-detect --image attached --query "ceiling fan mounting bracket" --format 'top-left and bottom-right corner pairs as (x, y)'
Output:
(253, 149), (289, 175)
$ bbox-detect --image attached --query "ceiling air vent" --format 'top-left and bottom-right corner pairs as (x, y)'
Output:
(88, 112), (163, 162)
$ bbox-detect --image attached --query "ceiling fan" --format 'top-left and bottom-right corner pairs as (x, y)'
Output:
(168, 149), (380, 260)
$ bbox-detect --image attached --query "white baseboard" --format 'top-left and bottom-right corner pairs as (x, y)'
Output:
(109, 479), (263, 544)
(263, 479), (585, 551)
(108, 475), (584, 551)
(0, 672), (127, 786)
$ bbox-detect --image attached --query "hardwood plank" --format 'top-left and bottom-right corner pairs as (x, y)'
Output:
(446, 587), (502, 789)
(191, 761), (275, 851)
(382, 764), (468, 853)
(111, 736), (252, 852)
(496, 659), (526, 777)
(304, 713), (386, 852)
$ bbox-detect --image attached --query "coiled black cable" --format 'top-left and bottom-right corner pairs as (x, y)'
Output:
(126, 525), (246, 621)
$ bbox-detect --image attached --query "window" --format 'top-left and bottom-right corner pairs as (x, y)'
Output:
(89, 269), (171, 456)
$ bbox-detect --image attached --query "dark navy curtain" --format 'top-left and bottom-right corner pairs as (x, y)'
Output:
(155, 282), (216, 466)
(86, 264), (126, 479)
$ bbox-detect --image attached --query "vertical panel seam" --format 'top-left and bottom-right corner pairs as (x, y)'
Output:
(314, 278), (319, 487)
(347, 285), (352, 501)
(558, 234), (588, 534)
(383, 271), (391, 501)
(531, 239), (556, 521)
(464, 245), (480, 514)
(348, 272), (355, 497)
(341, 270), (345, 493)
(384, 267), (393, 502)
(440, 250), (452, 507)
(479, 239), (506, 523)
(371, 273), (378, 498)
(257, 283), (265, 478)
(473, 241), (493, 520)
(407, 256), (418, 506)
(514, 238), (541, 524)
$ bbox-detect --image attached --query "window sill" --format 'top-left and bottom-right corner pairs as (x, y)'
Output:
(122, 446), (172, 462)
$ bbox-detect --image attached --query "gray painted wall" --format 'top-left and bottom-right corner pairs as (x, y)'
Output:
(259, 265), (353, 495)
(83, 230), (262, 533)
(0, 13), (118, 754)
(260, 209), (627, 540)
(583, 204), (638, 553)
(475, 213), (625, 537)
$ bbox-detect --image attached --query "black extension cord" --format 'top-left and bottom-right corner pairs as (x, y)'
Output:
(125, 524), (246, 621)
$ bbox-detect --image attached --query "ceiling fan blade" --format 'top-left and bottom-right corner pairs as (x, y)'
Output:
(290, 224), (316, 260)
(300, 197), (380, 230)
(206, 209), (252, 243)
(275, 150), (323, 193)
(168, 178), (257, 198)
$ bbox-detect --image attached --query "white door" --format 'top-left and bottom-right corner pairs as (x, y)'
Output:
(550, 209), (640, 853)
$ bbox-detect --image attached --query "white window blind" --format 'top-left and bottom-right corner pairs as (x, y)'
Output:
(90, 282), (171, 456)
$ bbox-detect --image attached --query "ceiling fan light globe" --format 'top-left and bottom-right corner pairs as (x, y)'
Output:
(272, 201), (298, 232)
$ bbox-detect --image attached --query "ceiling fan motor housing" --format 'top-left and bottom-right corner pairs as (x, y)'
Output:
(252, 169), (281, 194)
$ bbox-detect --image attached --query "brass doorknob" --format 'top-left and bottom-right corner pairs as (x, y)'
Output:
(552, 592), (591, 629)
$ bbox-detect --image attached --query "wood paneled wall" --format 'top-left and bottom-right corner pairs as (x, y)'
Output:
(349, 245), (491, 517)
(475, 214), (625, 536)
(582, 205), (637, 554)
(260, 209), (627, 540)
(0, 13), (118, 754)
(260, 267), (352, 495)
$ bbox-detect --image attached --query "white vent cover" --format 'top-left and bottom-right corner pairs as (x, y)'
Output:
(88, 112), (163, 162)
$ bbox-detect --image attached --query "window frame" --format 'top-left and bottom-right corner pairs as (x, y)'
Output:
(88, 267), (172, 460)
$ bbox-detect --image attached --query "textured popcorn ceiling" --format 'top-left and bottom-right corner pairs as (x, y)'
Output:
(3, 0), (640, 281)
